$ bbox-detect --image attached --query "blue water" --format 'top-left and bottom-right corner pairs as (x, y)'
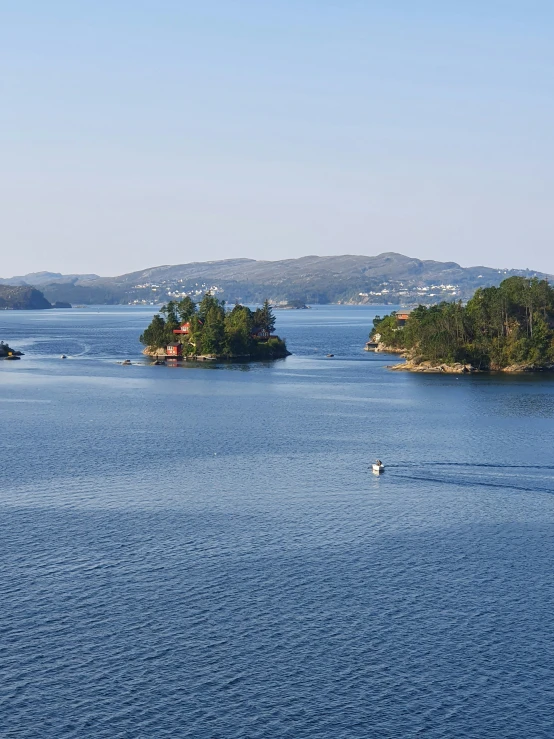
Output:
(1, 306), (554, 738)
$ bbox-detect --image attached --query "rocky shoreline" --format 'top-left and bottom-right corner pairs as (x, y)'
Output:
(143, 346), (291, 362)
(389, 359), (479, 374)
(377, 346), (554, 374)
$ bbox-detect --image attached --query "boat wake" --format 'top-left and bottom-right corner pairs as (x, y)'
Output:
(386, 461), (554, 471)
(70, 342), (92, 358)
(387, 470), (554, 496)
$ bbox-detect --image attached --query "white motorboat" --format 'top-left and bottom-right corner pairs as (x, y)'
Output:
(372, 460), (384, 474)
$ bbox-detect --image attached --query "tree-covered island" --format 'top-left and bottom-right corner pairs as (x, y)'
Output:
(140, 292), (290, 361)
(371, 276), (554, 373)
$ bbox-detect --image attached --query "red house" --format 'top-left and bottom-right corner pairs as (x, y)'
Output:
(166, 343), (182, 357)
(173, 322), (191, 335)
(173, 320), (202, 335)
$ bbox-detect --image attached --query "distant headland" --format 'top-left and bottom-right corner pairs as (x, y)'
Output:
(370, 276), (554, 373)
(140, 293), (290, 362)
(0, 285), (70, 310)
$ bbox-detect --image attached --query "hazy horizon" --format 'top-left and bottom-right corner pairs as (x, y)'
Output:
(2, 2), (553, 275)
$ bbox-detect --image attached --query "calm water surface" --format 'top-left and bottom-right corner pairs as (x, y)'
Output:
(1, 306), (554, 738)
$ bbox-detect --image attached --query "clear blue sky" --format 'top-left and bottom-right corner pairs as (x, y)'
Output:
(2, 1), (553, 276)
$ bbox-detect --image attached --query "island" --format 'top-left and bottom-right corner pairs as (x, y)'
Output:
(273, 300), (309, 310)
(0, 341), (23, 359)
(370, 276), (554, 373)
(140, 293), (291, 361)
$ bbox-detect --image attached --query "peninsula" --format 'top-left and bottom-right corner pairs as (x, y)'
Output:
(140, 293), (290, 361)
(371, 276), (554, 373)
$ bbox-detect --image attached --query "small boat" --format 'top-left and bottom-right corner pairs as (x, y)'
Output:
(372, 459), (384, 474)
(61, 355), (67, 359)
(326, 354), (334, 358)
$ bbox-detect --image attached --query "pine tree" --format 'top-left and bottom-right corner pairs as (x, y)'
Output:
(201, 306), (225, 355)
(176, 296), (197, 323)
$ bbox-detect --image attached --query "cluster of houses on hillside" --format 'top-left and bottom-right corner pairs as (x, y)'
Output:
(358, 283), (460, 300)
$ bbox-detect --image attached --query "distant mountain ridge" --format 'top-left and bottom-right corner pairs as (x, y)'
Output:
(0, 271), (100, 286)
(1, 253), (552, 306)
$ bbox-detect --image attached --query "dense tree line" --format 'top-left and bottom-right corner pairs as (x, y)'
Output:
(140, 293), (288, 358)
(371, 277), (554, 369)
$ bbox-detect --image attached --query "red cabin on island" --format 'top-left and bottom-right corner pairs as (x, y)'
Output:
(166, 343), (182, 357)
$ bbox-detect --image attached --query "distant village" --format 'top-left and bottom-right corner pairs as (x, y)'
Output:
(127, 278), (471, 307)
(123, 268), (525, 307)
(129, 280), (223, 305)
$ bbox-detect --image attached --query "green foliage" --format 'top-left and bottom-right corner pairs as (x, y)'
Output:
(253, 299), (276, 333)
(140, 294), (289, 358)
(224, 304), (254, 356)
(251, 336), (289, 359)
(371, 277), (554, 369)
(139, 314), (169, 348)
(200, 306), (226, 355)
(160, 301), (178, 326)
(198, 292), (225, 321)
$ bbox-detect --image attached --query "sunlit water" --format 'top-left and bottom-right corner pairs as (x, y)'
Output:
(1, 306), (554, 738)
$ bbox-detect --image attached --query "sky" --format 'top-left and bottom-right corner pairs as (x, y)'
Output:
(1, 1), (553, 276)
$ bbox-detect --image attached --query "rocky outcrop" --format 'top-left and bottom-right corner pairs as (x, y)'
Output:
(0, 342), (24, 358)
(389, 357), (554, 373)
(389, 359), (479, 373)
(375, 343), (406, 355)
(500, 363), (554, 373)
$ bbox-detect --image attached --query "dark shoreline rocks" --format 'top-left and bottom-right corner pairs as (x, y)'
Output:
(143, 347), (291, 362)
(0, 342), (24, 359)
